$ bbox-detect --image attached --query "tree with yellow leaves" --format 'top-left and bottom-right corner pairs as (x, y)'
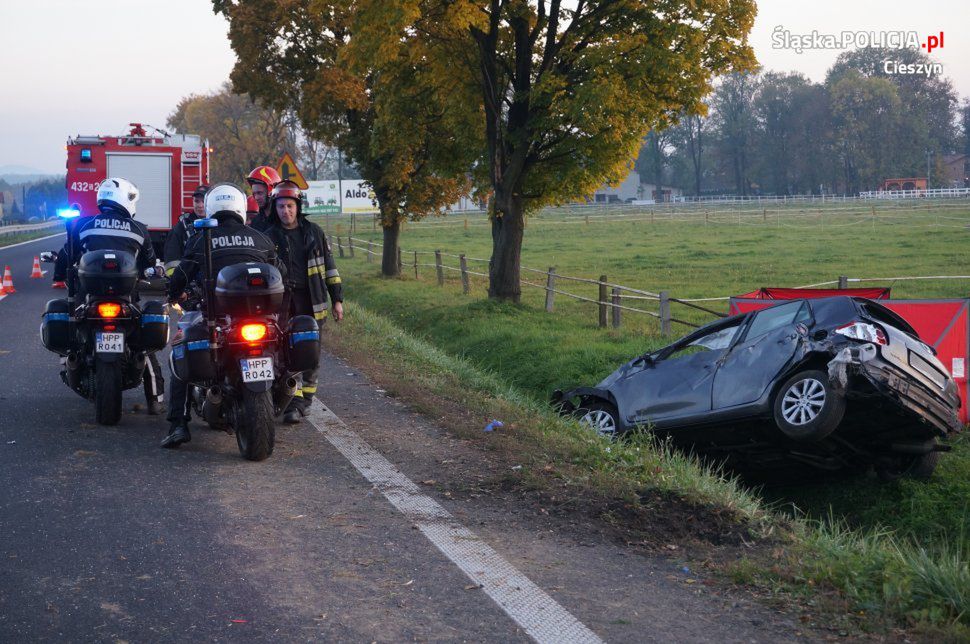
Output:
(380, 0), (757, 300)
(213, 0), (481, 276)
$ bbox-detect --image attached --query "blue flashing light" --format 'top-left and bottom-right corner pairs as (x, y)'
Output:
(56, 207), (81, 219)
(80, 148), (92, 162)
(193, 218), (218, 229)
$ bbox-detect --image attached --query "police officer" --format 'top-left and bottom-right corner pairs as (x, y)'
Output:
(266, 180), (344, 424)
(161, 183), (285, 448)
(163, 184), (208, 276)
(245, 165), (282, 232)
(53, 177), (166, 414)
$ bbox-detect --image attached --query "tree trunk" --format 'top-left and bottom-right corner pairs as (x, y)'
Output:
(381, 218), (401, 277)
(488, 195), (524, 302)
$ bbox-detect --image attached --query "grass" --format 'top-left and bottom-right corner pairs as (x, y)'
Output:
(312, 200), (970, 632)
(0, 228), (60, 248)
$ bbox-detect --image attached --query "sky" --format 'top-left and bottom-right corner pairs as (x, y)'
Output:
(1, 0), (968, 174)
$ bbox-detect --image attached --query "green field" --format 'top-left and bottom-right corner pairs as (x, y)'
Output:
(312, 199), (970, 629)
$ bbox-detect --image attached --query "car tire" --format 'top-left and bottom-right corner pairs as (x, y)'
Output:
(575, 399), (620, 439)
(772, 369), (845, 442)
(876, 445), (941, 481)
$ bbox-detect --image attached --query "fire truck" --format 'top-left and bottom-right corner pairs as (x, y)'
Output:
(65, 123), (210, 255)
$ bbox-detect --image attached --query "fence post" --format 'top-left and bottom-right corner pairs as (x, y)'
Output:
(372, 214), (376, 231)
(435, 250), (444, 286)
(351, 213), (356, 233)
(337, 236), (344, 258)
(611, 288), (621, 329)
(544, 267), (556, 312)
(464, 218), (469, 230)
(366, 240), (373, 263)
(459, 254), (470, 294)
(598, 275), (608, 328)
(838, 275), (848, 289)
(414, 251), (419, 280)
(348, 237), (355, 258)
(659, 290), (671, 336)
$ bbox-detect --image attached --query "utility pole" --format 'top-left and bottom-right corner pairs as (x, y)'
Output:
(337, 151), (343, 214)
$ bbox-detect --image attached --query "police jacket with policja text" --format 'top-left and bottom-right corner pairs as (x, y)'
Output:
(167, 215), (285, 304)
(53, 207), (156, 281)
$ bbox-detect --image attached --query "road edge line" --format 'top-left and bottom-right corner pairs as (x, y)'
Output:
(305, 399), (604, 644)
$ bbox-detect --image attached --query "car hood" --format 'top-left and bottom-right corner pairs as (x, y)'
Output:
(598, 357), (643, 388)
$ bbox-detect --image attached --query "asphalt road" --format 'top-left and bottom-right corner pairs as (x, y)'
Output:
(0, 234), (811, 643)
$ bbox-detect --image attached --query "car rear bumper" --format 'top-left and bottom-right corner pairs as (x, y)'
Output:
(828, 346), (962, 436)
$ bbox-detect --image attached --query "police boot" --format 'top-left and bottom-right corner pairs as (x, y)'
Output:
(282, 404), (305, 425)
(161, 423), (191, 449)
(147, 399), (165, 416)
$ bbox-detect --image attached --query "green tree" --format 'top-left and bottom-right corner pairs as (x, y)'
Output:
(167, 83), (297, 184)
(214, 0), (479, 277)
(394, 0), (756, 300)
(710, 72), (759, 196)
(830, 71), (902, 193)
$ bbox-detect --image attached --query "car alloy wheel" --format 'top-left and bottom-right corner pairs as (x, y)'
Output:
(781, 377), (826, 426)
(580, 408), (617, 437)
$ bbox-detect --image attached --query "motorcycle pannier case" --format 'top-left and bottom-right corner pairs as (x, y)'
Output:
(40, 298), (72, 354)
(138, 301), (170, 352)
(286, 315), (320, 372)
(214, 263), (284, 316)
(172, 324), (216, 382)
(78, 250), (138, 296)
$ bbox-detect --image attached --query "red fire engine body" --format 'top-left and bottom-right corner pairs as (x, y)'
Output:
(65, 123), (210, 254)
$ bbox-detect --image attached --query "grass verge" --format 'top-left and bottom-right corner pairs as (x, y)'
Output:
(0, 229), (60, 248)
(327, 296), (970, 635)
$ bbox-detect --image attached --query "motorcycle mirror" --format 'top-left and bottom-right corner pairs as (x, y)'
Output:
(40, 251), (57, 263)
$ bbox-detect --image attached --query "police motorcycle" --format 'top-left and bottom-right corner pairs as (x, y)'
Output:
(39, 246), (169, 426)
(170, 217), (319, 461)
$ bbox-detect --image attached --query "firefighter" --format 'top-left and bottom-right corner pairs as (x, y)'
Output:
(52, 177), (167, 414)
(265, 180), (344, 424)
(245, 165), (282, 232)
(162, 184), (209, 276)
(161, 183), (285, 448)
(245, 194), (260, 226)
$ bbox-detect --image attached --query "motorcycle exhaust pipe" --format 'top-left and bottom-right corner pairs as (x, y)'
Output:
(273, 376), (299, 412)
(64, 352), (84, 391)
(202, 386), (224, 424)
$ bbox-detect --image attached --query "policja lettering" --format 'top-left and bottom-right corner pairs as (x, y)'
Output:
(93, 218), (133, 231)
(211, 234), (256, 248)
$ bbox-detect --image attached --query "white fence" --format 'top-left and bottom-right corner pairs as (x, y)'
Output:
(859, 188), (970, 200)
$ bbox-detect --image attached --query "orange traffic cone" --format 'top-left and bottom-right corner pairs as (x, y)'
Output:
(1, 266), (14, 294)
(30, 256), (43, 278)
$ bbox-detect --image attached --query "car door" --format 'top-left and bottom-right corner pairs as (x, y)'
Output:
(711, 300), (811, 410)
(614, 318), (746, 425)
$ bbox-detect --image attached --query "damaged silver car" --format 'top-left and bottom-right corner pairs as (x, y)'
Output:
(552, 297), (962, 479)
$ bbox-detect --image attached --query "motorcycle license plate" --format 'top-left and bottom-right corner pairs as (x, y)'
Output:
(95, 332), (124, 353)
(240, 357), (274, 383)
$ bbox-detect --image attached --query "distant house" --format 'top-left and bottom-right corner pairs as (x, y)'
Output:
(592, 169), (682, 203)
(881, 177), (927, 191)
(940, 154), (969, 188)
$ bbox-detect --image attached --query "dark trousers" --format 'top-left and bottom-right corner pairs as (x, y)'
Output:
(144, 352), (165, 404)
(166, 313), (203, 426)
(285, 288), (319, 412)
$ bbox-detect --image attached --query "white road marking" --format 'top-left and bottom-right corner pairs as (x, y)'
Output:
(0, 232), (63, 251)
(306, 400), (604, 644)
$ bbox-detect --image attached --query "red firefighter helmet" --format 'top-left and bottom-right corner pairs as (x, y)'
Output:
(246, 165), (282, 189)
(270, 180), (303, 215)
(246, 195), (259, 214)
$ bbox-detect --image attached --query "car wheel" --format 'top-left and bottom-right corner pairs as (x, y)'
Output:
(576, 400), (620, 439)
(772, 369), (845, 442)
(876, 446), (941, 481)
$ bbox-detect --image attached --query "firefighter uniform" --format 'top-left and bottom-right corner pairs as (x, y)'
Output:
(266, 193), (343, 420)
(53, 206), (166, 410)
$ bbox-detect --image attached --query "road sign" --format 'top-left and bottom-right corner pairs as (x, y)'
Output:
(276, 152), (309, 190)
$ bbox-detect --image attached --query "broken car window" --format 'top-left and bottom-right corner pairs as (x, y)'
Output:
(745, 301), (808, 341)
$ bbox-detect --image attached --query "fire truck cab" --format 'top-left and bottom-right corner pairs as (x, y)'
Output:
(65, 123), (210, 256)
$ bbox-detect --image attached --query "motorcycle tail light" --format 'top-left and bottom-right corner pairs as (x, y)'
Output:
(836, 322), (888, 346)
(97, 302), (122, 318)
(240, 323), (267, 342)
(103, 324), (116, 332)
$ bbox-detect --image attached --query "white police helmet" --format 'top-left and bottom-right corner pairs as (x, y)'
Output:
(97, 177), (139, 217)
(204, 183), (247, 225)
